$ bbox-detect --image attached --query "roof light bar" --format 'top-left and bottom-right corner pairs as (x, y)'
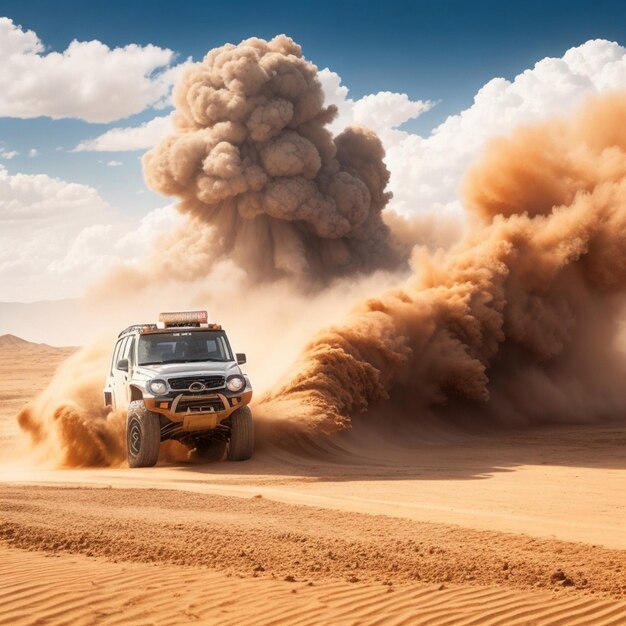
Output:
(159, 310), (208, 325)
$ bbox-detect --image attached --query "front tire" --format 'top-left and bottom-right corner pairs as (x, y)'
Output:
(127, 400), (161, 468)
(227, 406), (254, 461)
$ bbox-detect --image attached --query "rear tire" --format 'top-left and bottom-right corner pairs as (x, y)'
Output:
(189, 439), (226, 463)
(127, 400), (161, 468)
(227, 405), (254, 461)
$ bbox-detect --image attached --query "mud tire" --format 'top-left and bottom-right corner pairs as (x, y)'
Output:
(127, 400), (161, 468)
(227, 405), (254, 461)
(189, 439), (226, 463)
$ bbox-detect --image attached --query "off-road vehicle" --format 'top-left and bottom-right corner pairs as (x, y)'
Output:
(103, 311), (253, 467)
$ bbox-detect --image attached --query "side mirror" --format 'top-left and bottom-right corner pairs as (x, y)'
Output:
(117, 358), (129, 372)
(236, 353), (247, 365)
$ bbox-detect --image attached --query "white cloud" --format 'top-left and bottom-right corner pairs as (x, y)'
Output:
(48, 205), (180, 277)
(107, 160), (122, 167)
(74, 113), (174, 152)
(115, 204), (181, 257)
(323, 39), (626, 225)
(28, 149), (38, 158)
(0, 18), (191, 123)
(319, 69), (434, 143)
(0, 150), (18, 160)
(0, 165), (179, 300)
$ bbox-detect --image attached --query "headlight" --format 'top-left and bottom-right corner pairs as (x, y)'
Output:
(148, 379), (168, 395)
(226, 375), (245, 392)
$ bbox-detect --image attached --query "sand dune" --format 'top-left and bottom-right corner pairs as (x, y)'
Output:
(2, 549), (626, 626)
(1, 338), (626, 624)
(2, 484), (626, 596)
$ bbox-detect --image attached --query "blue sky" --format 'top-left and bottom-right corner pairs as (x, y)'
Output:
(2, 0), (626, 216)
(4, 0), (626, 113)
(2, 0), (626, 303)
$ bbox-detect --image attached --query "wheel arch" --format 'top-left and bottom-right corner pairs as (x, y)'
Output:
(129, 385), (144, 402)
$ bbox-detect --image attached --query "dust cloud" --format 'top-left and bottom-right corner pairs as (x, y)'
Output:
(139, 34), (400, 283)
(17, 38), (626, 466)
(261, 93), (626, 433)
(16, 340), (125, 467)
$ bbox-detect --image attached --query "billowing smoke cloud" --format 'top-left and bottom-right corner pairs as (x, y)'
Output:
(261, 93), (626, 433)
(142, 35), (399, 281)
(17, 340), (125, 467)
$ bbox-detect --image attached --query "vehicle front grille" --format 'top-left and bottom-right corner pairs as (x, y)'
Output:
(168, 376), (225, 391)
(175, 397), (225, 414)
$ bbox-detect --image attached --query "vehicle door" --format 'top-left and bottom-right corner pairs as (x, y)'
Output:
(124, 336), (136, 406)
(107, 338), (123, 407)
(111, 336), (130, 410)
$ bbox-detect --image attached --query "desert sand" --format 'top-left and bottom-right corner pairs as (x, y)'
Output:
(1, 335), (626, 625)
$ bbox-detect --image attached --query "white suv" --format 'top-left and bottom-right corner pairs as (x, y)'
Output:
(104, 311), (254, 467)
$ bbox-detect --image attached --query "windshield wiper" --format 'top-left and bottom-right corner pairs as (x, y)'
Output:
(141, 358), (228, 365)
(154, 359), (189, 364)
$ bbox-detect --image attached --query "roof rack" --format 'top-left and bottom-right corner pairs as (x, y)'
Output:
(117, 324), (157, 338)
(117, 312), (221, 338)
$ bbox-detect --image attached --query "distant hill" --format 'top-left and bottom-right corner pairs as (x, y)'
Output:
(0, 334), (37, 347)
(0, 299), (82, 346)
(0, 334), (72, 351)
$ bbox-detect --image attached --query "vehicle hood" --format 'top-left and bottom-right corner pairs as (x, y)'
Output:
(135, 361), (241, 379)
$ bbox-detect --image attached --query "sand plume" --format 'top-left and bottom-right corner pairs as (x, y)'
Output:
(141, 34), (398, 282)
(17, 340), (125, 467)
(261, 93), (626, 432)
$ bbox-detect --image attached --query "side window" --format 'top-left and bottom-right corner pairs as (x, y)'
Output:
(124, 338), (136, 365)
(110, 339), (124, 374)
(115, 337), (129, 370)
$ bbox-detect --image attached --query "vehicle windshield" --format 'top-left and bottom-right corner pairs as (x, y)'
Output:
(137, 331), (233, 365)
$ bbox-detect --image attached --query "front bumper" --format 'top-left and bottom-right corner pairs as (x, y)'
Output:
(144, 388), (253, 432)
